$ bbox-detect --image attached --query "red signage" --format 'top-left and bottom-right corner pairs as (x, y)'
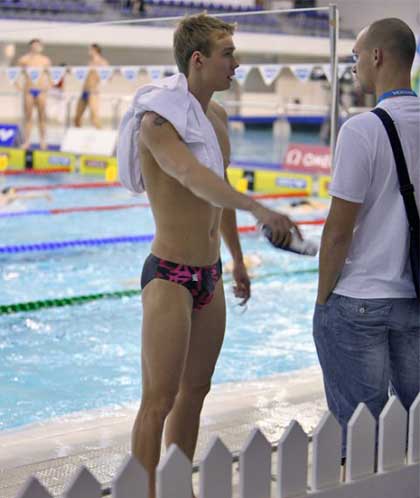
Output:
(283, 143), (331, 174)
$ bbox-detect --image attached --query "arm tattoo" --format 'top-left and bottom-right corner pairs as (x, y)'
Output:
(153, 114), (167, 126)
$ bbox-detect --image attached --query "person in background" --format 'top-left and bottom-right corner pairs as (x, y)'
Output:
(313, 18), (420, 460)
(17, 39), (52, 150)
(74, 44), (109, 129)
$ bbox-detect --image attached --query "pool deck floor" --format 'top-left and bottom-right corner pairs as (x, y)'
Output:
(0, 366), (326, 498)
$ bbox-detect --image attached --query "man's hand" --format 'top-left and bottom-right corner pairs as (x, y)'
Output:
(232, 259), (251, 306)
(316, 295), (329, 306)
(252, 204), (301, 247)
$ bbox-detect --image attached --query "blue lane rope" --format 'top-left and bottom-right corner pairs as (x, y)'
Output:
(0, 234), (154, 254)
(0, 209), (51, 218)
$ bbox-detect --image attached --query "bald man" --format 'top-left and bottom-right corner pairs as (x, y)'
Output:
(313, 18), (420, 459)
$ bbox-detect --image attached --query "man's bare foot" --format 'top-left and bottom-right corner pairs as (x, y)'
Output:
(40, 141), (47, 150)
(21, 142), (29, 150)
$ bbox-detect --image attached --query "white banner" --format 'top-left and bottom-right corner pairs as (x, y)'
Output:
(96, 66), (114, 83)
(290, 64), (313, 82)
(26, 66), (43, 83)
(72, 66), (89, 82)
(119, 66), (140, 82)
(62, 127), (117, 156)
(321, 63), (352, 83)
(6, 67), (21, 84)
(322, 64), (332, 83)
(234, 64), (253, 86)
(258, 64), (282, 86)
(49, 66), (67, 85)
(338, 63), (352, 79)
(146, 65), (165, 82)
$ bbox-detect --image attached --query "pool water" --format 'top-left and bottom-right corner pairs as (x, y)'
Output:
(0, 128), (325, 431)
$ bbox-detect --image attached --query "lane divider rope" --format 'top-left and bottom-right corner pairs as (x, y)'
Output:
(0, 195), (316, 218)
(0, 221), (325, 254)
(0, 268), (319, 316)
(0, 203), (150, 218)
(15, 181), (121, 192)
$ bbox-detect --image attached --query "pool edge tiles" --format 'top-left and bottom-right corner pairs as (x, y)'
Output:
(0, 366), (326, 474)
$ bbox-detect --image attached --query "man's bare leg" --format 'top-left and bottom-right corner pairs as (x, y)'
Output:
(165, 280), (226, 497)
(37, 93), (48, 150)
(22, 93), (34, 149)
(74, 98), (87, 127)
(89, 94), (102, 129)
(132, 279), (193, 498)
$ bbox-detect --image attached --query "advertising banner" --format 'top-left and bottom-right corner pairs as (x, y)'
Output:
(0, 124), (21, 147)
(0, 147), (25, 170)
(283, 143), (331, 175)
(33, 151), (76, 171)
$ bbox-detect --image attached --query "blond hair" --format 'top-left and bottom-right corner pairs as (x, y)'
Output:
(173, 13), (235, 76)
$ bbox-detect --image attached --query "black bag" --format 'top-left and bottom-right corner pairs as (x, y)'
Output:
(371, 107), (420, 300)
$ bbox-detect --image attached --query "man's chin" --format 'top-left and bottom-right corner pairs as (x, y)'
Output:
(216, 81), (231, 92)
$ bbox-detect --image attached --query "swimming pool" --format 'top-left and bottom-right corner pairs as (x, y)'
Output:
(0, 129), (325, 431)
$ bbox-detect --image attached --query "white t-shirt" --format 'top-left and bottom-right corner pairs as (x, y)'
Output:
(329, 95), (420, 298)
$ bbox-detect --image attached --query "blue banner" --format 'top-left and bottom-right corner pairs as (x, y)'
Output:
(0, 124), (20, 146)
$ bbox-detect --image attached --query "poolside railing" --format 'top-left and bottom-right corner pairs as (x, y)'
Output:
(16, 394), (420, 498)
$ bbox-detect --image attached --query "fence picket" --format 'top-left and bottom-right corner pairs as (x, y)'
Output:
(346, 403), (376, 483)
(156, 444), (191, 498)
(277, 419), (308, 498)
(200, 436), (232, 498)
(8, 399), (420, 498)
(63, 466), (102, 498)
(408, 392), (420, 464)
(239, 427), (271, 498)
(311, 411), (342, 491)
(16, 477), (53, 498)
(377, 396), (407, 473)
(112, 455), (148, 498)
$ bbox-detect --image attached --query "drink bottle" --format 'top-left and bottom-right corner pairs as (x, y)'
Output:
(262, 225), (318, 256)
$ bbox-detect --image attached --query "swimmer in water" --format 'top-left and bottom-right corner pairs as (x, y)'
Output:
(223, 253), (262, 275)
(0, 187), (52, 207)
(278, 199), (329, 215)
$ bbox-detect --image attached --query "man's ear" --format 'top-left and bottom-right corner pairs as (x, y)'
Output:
(190, 50), (203, 70)
(373, 47), (383, 67)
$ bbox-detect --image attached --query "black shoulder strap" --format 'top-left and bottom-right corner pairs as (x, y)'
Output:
(371, 107), (420, 299)
(371, 107), (420, 229)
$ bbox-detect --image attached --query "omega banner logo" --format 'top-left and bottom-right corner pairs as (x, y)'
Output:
(284, 144), (331, 174)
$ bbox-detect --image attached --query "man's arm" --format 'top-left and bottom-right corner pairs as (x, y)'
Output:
(220, 200), (251, 305)
(220, 206), (243, 263)
(214, 102), (245, 263)
(140, 111), (296, 245)
(316, 196), (361, 304)
(15, 56), (27, 91)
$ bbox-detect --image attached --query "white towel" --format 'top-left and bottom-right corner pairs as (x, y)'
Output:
(117, 73), (225, 193)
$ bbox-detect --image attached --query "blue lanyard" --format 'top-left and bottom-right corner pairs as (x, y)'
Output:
(377, 88), (417, 103)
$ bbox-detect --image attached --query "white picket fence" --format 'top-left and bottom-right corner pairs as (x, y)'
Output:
(16, 395), (420, 498)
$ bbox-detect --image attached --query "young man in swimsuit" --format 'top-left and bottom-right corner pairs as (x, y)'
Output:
(127, 14), (298, 498)
(17, 39), (52, 150)
(74, 44), (109, 129)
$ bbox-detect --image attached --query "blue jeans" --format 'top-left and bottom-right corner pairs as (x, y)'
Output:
(313, 294), (420, 455)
